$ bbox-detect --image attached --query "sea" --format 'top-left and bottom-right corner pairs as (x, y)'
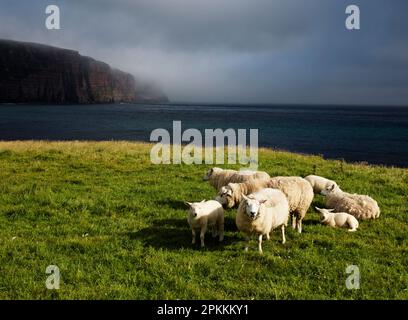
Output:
(0, 103), (407, 167)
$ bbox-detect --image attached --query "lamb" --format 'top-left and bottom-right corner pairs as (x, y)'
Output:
(215, 179), (268, 208)
(186, 200), (224, 247)
(236, 188), (290, 254)
(266, 176), (314, 233)
(203, 167), (270, 191)
(315, 207), (359, 232)
(321, 184), (380, 220)
(304, 175), (338, 194)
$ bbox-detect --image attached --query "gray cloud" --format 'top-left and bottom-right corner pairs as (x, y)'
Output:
(0, 0), (407, 105)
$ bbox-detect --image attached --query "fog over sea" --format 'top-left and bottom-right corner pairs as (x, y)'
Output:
(0, 104), (407, 167)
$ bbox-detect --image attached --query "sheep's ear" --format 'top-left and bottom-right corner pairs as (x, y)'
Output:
(200, 199), (206, 203)
(227, 189), (233, 196)
(259, 199), (267, 204)
(327, 209), (335, 212)
(330, 184), (335, 191)
(185, 202), (193, 207)
(315, 206), (322, 212)
(242, 194), (249, 201)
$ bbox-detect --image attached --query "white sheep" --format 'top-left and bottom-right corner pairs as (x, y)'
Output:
(203, 167), (270, 191)
(304, 175), (338, 194)
(186, 200), (224, 247)
(315, 207), (359, 232)
(236, 188), (290, 254)
(215, 179), (268, 208)
(266, 176), (314, 233)
(321, 184), (380, 220)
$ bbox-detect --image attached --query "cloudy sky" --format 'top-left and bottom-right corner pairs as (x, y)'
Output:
(1, 0), (407, 105)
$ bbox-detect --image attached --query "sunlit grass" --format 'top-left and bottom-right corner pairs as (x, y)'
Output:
(0, 141), (407, 299)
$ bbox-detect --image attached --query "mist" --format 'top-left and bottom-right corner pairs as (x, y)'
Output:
(1, 0), (407, 105)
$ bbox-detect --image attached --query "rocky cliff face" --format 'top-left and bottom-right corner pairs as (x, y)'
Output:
(0, 39), (168, 104)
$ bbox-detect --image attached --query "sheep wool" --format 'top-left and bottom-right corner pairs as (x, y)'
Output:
(315, 207), (359, 232)
(236, 188), (290, 254)
(203, 167), (270, 191)
(321, 185), (380, 220)
(266, 176), (314, 233)
(304, 175), (338, 194)
(216, 179), (268, 208)
(186, 200), (224, 247)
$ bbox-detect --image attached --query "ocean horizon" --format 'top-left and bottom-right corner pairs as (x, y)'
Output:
(0, 103), (407, 167)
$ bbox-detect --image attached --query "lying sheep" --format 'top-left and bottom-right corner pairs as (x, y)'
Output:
(236, 188), (290, 254)
(321, 184), (380, 220)
(304, 175), (338, 194)
(203, 167), (270, 191)
(266, 177), (314, 233)
(315, 207), (359, 232)
(215, 179), (268, 208)
(186, 200), (224, 247)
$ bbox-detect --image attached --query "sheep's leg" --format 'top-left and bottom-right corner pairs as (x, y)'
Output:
(258, 234), (263, 254)
(212, 225), (218, 238)
(291, 214), (297, 229)
(296, 217), (303, 233)
(244, 235), (250, 252)
(281, 225), (286, 244)
(218, 223), (224, 242)
(200, 226), (207, 248)
(266, 233), (270, 241)
(347, 219), (358, 232)
(191, 229), (196, 245)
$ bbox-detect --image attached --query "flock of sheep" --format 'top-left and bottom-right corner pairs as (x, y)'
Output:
(186, 168), (381, 253)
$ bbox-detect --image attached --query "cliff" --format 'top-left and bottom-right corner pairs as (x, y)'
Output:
(0, 39), (168, 104)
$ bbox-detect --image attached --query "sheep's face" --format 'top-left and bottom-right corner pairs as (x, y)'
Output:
(203, 168), (214, 181)
(242, 197), (266, 220)
(186, 201), (206, 218)
(325, 181), (338, 192)
(315, 207), (333, 220)
(188, 205), (203, 218)
(217, 187), (234, 208)
(203, 167), (223, 180)
(321, 184), (340, 196)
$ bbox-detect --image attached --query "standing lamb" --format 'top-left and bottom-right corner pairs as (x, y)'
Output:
(266, 176), (314, 233)
(321, 184), (380, 220)
(236, 188), (290, 254)
(304, 175), (338, 194)
(215, 179), (268, 208)
(203, 167), (270, 191)
(186, 200), (224, 248)
(315, 207), (359, 232)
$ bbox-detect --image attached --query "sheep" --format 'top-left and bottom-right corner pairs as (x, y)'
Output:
(315, 207), (359, 232)
(266, 176), (314, 233)
(236, 188), (290, 254)
(186, 200), (224, 247)
(304, 175), (338, 194)
(321, 184), (380, 220)
(203, 167), (270, 191)
(215, 179), (268, 208)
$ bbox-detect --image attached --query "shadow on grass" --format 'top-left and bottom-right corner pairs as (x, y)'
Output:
(156, 199), (188, 210)
(126, 217), (239, 251)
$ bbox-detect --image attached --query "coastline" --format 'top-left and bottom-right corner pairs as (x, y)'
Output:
(0, 140), (406, 169)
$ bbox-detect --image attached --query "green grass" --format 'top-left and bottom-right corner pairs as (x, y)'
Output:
(0, 141), (407, 300)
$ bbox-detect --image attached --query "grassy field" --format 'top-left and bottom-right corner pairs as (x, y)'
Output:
(0, 141), (407, 300)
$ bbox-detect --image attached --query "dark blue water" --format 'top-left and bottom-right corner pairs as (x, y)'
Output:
(0, 103), (407, 167)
